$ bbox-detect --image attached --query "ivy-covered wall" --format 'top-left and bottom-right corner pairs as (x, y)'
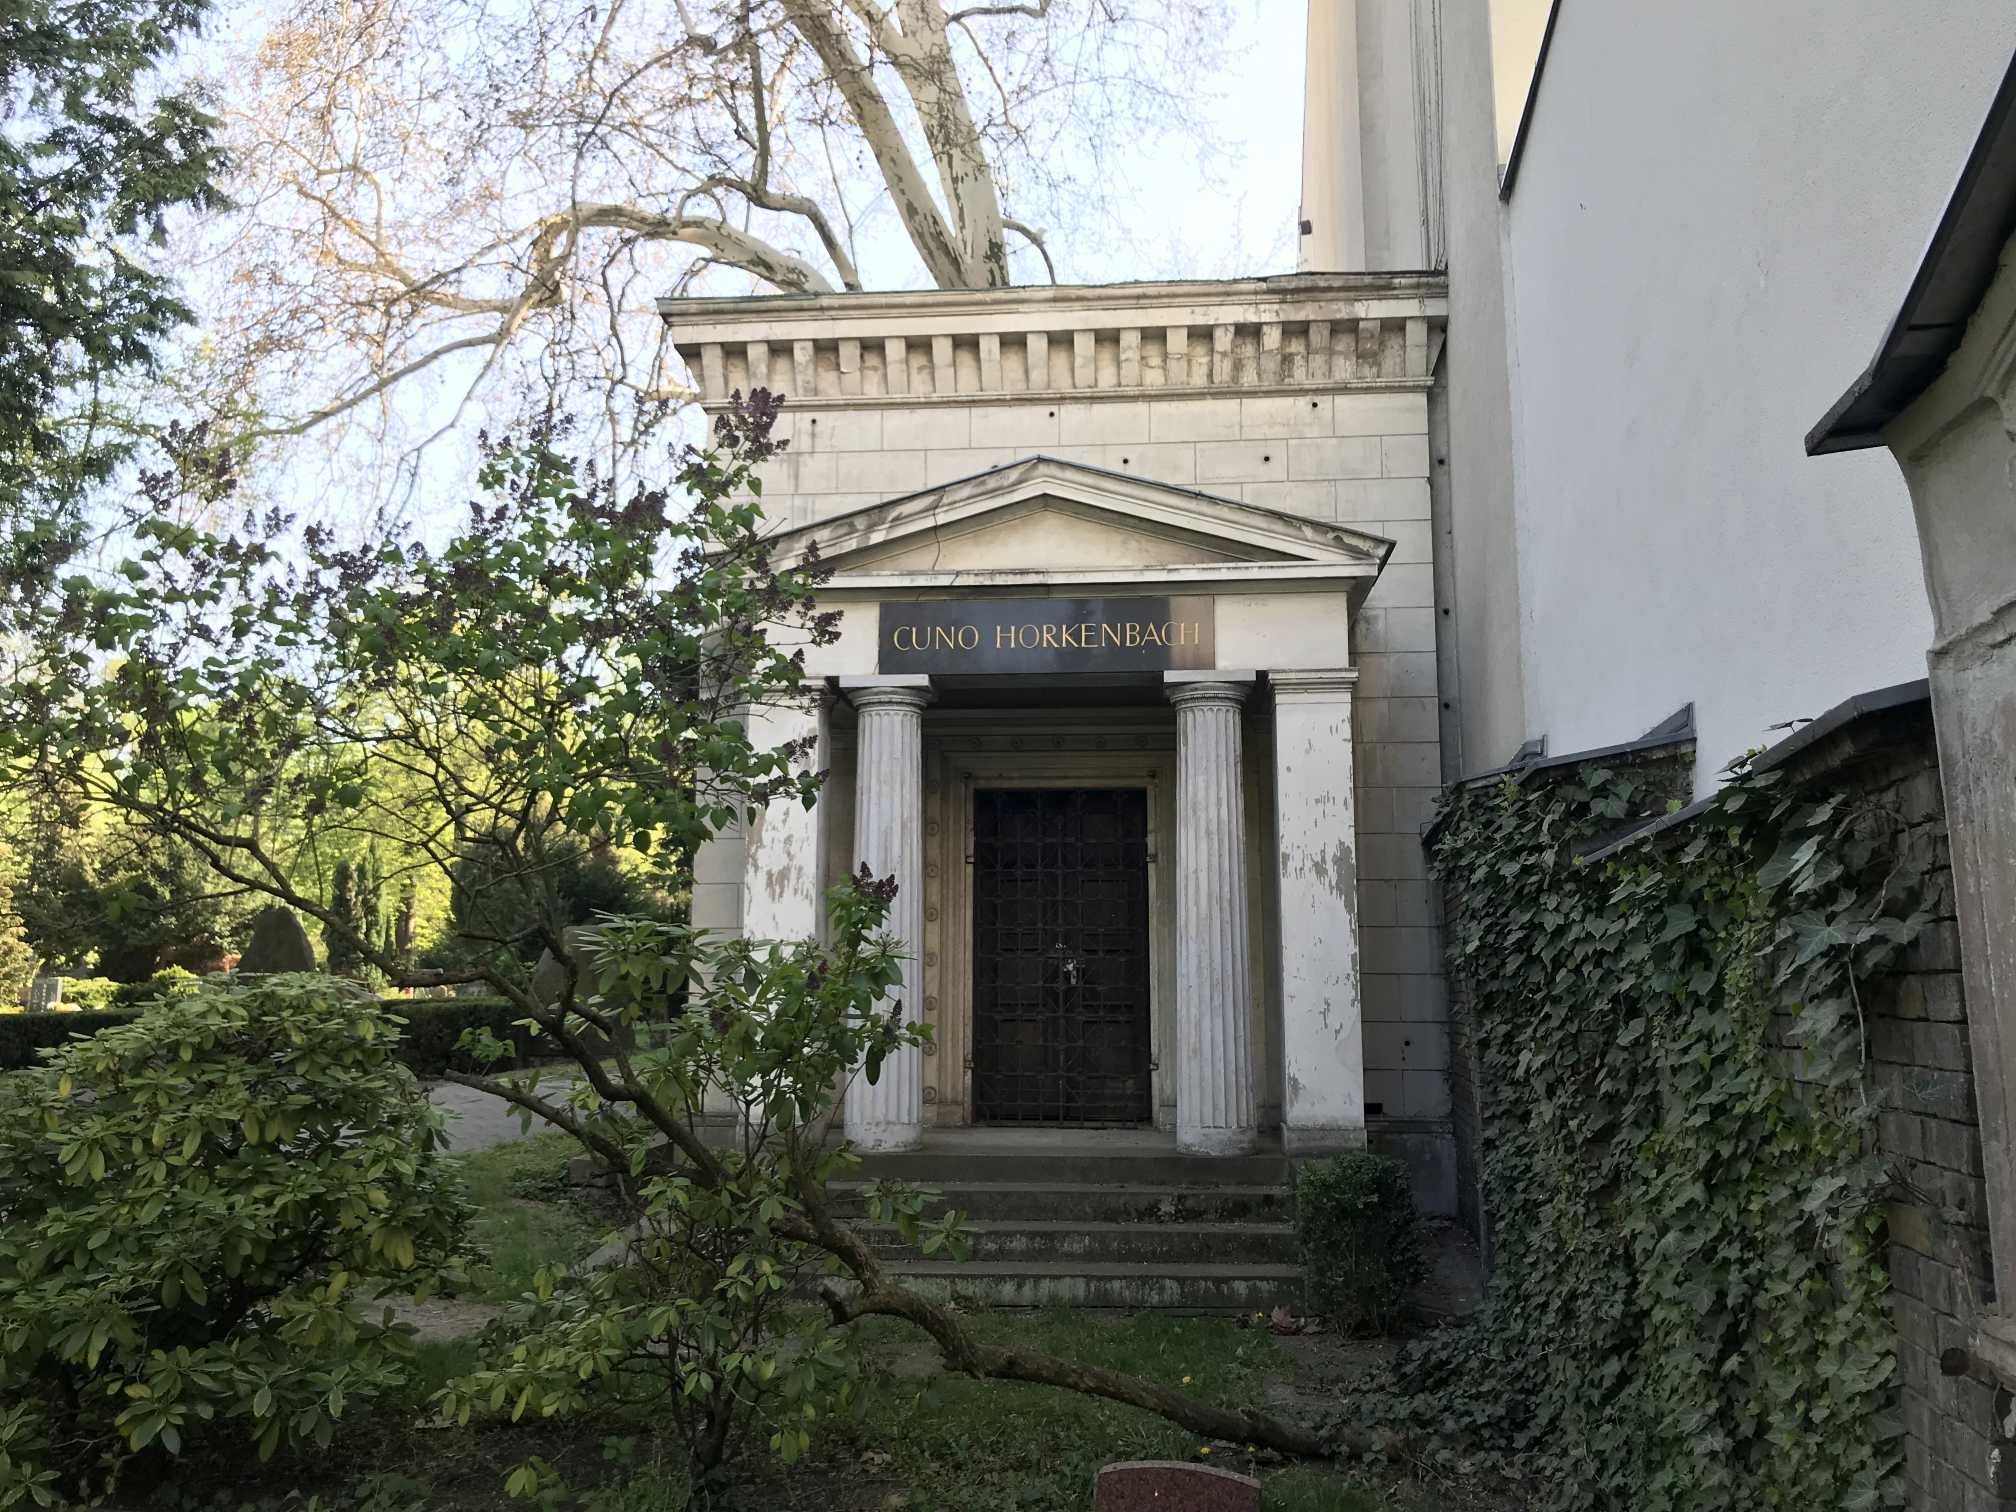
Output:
(1416, 688), (2014, 1511)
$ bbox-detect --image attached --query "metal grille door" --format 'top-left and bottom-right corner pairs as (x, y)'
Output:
(972, 788), (1153, 1124)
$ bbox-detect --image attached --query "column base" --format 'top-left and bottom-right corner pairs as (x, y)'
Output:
(1282, 1124), (1371, 1157)
(1176, 1125), (1259, 1157)
(846, 1120), (924, 1153)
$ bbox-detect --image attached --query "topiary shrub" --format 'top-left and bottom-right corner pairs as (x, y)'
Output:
(1296, 1152), (1425, 1334)
(0, 974), (468, 1503)
(52, 975), (120, 1012)
(110, 965), (201, 1010)
(388, 996), (540, 1077)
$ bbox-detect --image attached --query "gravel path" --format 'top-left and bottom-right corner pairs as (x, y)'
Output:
(427, 1071), (583, 1152)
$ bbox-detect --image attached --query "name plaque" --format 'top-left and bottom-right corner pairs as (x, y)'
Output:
(877, 596), (1215, 675)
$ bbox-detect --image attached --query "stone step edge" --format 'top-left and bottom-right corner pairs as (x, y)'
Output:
(878, 1261), (1305, 1279)
(857, 1219), (1296, 1236)
(830, 1181), (1291, 1197)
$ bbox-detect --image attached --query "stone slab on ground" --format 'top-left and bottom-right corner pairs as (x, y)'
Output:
(1094, 1460), (1261, 1511)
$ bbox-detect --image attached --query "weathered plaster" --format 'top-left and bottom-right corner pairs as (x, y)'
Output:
(739, 693), (828, 943)
(1270, 669), (1366, 1154)
(1884, 226), (2016, 1347)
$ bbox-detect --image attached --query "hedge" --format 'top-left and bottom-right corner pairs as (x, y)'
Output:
(385, 997), (541, 1077)
(0, 995), (545, 1075)
(0, 1011), (144, 1070)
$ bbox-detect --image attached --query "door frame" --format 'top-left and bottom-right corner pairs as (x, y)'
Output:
(931, 750), (1174, 1130)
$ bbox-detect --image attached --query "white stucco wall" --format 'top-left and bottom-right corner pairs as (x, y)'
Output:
(1434, 0), (1527, 776)
(1496, 1), (2016, 789)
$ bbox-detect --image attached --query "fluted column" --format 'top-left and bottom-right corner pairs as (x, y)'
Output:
(844, 679), (932, 1151)
(1167, 676), (1259, 1156)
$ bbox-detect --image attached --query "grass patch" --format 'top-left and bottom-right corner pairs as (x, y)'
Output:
(451, 1130), (605, 1303)
(780, 1311), (1409, 1512)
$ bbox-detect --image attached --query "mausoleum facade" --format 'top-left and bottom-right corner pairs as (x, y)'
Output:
(668, 274), (1455, 1206)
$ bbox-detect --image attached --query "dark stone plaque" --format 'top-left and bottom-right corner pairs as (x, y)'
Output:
(1093, 1460), (1261, 1511)
(877, 596), (1215, 675)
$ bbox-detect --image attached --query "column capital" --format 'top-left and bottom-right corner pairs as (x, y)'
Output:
(1165, 673), (1255, 711)
(843, 676), (934, 714)
(1269, 668), (1358, 700)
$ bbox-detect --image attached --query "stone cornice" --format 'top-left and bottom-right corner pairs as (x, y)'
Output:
(660, 273), (1448, 408)
(1268, 668), (1359, 698)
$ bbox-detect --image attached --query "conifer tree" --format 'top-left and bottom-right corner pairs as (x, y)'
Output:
(323, 860), (365, 977)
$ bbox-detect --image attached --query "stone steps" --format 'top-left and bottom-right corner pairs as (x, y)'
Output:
(833, 1136), (1301, 1309)
(579, 1130), (1308, 1311)
(871, 1259), (1305, 1312)
(849, 1145), (1292, 1189)
(859, 1218), (1299, 1266)
(830, 1179), (1293, 1225)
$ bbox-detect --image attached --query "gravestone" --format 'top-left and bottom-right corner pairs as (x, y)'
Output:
(27, 975), (61, 1011)
(529, 926), (635, 1056)
(529, 925), (611, 1008)
(238, 907), (318, 974)
(1093, 1461), (1261, 1512)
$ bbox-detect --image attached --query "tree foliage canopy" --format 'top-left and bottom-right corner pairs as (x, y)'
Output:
(0, 0), (226, 615)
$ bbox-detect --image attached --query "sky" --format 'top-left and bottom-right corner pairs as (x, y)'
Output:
(166, 0), (1548, 532)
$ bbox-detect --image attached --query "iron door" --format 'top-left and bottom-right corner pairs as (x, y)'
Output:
(971, 788), (1153, 1124)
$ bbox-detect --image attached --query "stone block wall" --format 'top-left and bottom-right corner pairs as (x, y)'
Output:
(1842, 739), (2015, 1512)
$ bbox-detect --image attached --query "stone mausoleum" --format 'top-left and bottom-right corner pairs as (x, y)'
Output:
(672, 272), (1455, 1208)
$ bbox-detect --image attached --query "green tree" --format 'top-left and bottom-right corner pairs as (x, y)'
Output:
(0, 0), (228, 629)
(323, 858), (365, 976)
(0, 850), (39, 1008)
(0, 395), (1344, 1491)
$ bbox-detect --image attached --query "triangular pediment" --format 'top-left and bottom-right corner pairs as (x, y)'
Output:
(765, 455), (1392, 580)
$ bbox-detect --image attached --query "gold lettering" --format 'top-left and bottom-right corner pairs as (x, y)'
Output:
(1040, 624), (1059, 649)
(997, 625), (1013, 649)
(1101, 623), (1122, 647)
(958, 625), (979, 650)
(1142, 622), (1165, 647)
(1125, 623), (1142, 647)
(893, 625), (915, 652)
(1079, 622), (1096, 648)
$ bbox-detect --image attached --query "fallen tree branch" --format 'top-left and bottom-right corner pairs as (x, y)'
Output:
(816, 1277), (1377, 1458)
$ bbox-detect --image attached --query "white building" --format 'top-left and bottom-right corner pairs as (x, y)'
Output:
(659, 0), (2016, 1236)
(671, 276), (1458, 1201)
(1441, 0), (2016, 787)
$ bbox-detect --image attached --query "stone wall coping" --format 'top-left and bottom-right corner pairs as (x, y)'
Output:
(1567, 680), (1932, 865)
(660, 271), (1448, 335)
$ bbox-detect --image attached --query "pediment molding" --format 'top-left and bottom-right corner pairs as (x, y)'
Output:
(766, 456), (1393, 584)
